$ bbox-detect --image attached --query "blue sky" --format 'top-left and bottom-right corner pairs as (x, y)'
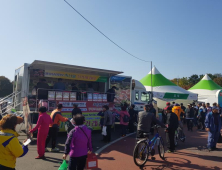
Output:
(0, 0), (221, 81)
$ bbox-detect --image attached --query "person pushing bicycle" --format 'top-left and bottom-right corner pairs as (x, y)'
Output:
(137, 104), (165, 138)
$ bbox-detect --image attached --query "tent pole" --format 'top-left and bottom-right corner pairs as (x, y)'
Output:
(151, 61), (153, 101)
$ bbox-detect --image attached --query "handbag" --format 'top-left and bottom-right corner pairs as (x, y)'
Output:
(102, 126), (107, 136)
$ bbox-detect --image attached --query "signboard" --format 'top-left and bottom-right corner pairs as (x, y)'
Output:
(102, 94), (107, 102)
(63, 92), (70, 101)
(93, 94), (98, 101)
(59, 102), (87, 108)
(88, 93), (93, 101)
(56, 92), (63, 100)
(70, 92), (76, 101)
(98, 94), (102, 102)
(44, 70), (107, 82)
(48, 91), (56, 100)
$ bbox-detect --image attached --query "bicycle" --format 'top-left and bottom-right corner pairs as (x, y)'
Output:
(133, 125), (165, 167)
(174, 127), (186, 146)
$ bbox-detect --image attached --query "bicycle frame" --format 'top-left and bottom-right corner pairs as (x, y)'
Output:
(149, 132), (160, 150)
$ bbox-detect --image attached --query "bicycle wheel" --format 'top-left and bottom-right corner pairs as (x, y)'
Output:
(158, 137), (165, 160)
(179, 130), (186, 142)
(133, 140), (149, 167)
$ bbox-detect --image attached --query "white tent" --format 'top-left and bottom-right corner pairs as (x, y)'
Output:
(140, 67), (198, 101)
(189, 74), (222, 104)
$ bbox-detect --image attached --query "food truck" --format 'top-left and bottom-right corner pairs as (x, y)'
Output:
(11, 60), (151, 131)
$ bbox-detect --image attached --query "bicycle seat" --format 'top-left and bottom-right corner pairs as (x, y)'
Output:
(143, 133), (150, 137)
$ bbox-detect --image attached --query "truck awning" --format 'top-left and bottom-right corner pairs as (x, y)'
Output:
(29, 60), (123, 77)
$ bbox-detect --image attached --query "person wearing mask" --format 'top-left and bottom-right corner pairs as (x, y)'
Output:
(114, 106), (130, 137)
(205, 106), (222, 151)
(0, 115), (28, 170)
(63, 114), (92, 170)
(72, 104), (82, 118)
(36, 79), (50, 99)
(103, 105), (113, 142)
(45, 104), (68, 152)
(165, 107), (179, 153)
(29, 107), (53, 159)
(185, 104), (194, 131)
(53, 78), (66, 91)
(137, 104), (165, 139)
(107, 86), (117, 102)
(128, 105), (136, 133)
(197, 103), (206, 130)
(206, 103), (212, 114)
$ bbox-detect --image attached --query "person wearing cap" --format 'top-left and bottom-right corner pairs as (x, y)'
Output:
(0, 115), (28, 169)
(165, 107), (179, 153)
(162, 102), (171, 124)
(107, 86), (117, 102)
(137, 104), (165, 139)
(29, 106), (53, 159)
(205, 106), (221, 151)
(72, 104), (82, 118)
(45, 104), (68, 152)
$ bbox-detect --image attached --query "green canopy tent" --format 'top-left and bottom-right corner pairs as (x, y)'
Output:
(140, 67), (198, 100)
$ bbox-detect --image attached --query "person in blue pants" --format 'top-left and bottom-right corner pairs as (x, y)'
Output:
(205, 106), (222, 151)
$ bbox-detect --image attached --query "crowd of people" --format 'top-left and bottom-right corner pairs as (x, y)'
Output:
(161, 102), (222, 152)
(0, 100), (221, 170)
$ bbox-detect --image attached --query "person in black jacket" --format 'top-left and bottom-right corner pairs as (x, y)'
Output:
(107, 86), (117, 102)
(128, 105), (136, 133)
(165, 107), (178, 153)
(185, 104), (194, 131)
(71, 104), (82, 118)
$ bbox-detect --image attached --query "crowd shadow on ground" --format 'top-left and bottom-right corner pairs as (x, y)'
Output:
(98, 127), (222, 170)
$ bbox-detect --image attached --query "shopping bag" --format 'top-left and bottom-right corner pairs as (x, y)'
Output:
(86, 153), (98, 169)
(58, 160), (68, 170)
(102, 126), (107, 136)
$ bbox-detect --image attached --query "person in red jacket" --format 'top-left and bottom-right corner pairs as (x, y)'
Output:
(45, 104), (68, 152)
(29, 106), (53, 159)
(114, 106), (130, 137)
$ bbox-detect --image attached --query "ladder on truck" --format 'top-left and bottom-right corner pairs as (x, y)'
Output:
(0, 91), (23, 116)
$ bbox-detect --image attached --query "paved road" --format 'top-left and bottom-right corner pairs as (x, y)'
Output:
(16, 125), (126, 170)
(98, 128), (222, 170)
(16, 126), (222, 170)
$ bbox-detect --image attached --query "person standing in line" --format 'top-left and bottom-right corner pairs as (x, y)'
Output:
(63, 114), (92, 170)
(103, 105), (113, 142)
(206, 103), (212, 114)
(205, 106), (222, 151)
(185, 104), (194, 131)
(45, 104), (68, 152)
(172, 103), (184, 129)
(53, 78), (66, 91)
(128, 105), (136, 133)
(197, 103), (206, 130)
(165, 107), (179, 153)
(29, 106), (53, 159)
(0, 115), (28, 170)
(162, 102), (171, 124)
(114, 106), (130, 137)
(72, 104), (82, 118)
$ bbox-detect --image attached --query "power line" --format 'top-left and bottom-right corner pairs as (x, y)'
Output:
(64, 0), (150, 63)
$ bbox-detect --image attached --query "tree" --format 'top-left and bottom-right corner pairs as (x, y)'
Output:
(0, 76), (13, 97)
(188, 74), (200, 86)
(213, 77), (222, 87)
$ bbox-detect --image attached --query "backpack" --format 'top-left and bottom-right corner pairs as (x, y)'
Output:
(123, 114), (129, 123)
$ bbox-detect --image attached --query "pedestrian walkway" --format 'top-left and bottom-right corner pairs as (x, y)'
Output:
(97, 129), (222, 170)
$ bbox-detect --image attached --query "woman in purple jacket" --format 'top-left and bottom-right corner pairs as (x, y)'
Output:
(63, 114), (92, 170)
